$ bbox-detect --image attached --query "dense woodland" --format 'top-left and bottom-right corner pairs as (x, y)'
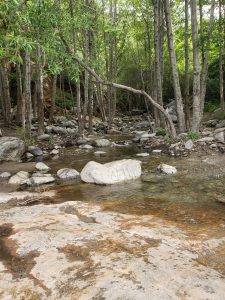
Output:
(0, 0), (224, 138)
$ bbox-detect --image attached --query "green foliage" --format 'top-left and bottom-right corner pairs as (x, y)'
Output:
(156, 128), (167, 136)
(187, 131), (200, 141)
(17, 128), (35, 146)
(204, 102), (219, 113)
(56, 97), (74, 111)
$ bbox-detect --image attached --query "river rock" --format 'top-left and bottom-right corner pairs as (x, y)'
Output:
(35, 162), (50, 172)
(152, 149), (162, 154)
(9, 171), (29, 185)
(158, 164), (177, 175)
(37, 134), (51, 142)
(94, 151), (107, 156)
(0, 137), (25, 162)
(79, 144), (93, 149)
(136, 153), (149, 157)
(28, 146), (43, 156)
(57, 168), (80, 180)
(22, 173), (55, 186)
(197, 137), (214, 143)
(214, 128), (225, 142)
(50, 149), (59, 155)
(0, 172), (11, 179)
(81, 159), (142, 184)
(93, 139), (111, 147)
(185, 139), (194, 150)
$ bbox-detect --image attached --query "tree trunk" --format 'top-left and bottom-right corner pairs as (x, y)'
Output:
(49, 74), (57, 124)
(190, 0), (201, 132)
(61, 35), (177, 138)
(36, 43), (45, 135)
(184, 0), (191, 129)
(153, 0), (165, 128)
(23, 51), (32, 138)
(0, 58), (11, 126)
(200, 0), (215, 114)
(219, 0), (224, 111)
(164, 0), (186, 132)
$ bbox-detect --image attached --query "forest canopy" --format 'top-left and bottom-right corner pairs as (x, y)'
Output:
(0, 0), (224, 137)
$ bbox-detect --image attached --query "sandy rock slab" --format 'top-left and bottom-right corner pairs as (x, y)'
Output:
(0, 201), (224, 299)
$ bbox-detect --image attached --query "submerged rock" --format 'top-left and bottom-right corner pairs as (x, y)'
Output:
(0, 137), (25, 162)
(158, 164), (177, 175)
(81, 159), (142, 184)
(57, 168), (80, 180)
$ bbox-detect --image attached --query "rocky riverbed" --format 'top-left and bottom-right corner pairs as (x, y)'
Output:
(1, 142), (225, 299)
(1, 112), (225, 299)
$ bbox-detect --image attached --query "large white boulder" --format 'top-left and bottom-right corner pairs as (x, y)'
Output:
(81, 159), (142, 185)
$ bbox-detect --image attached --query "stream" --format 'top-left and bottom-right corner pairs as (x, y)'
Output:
(0, 137), (225, 299)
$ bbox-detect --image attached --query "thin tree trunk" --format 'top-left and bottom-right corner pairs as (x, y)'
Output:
(49, 74), (57, 124)
(219, 0), (224, 111)
(184, 0), (191, 129)
(36, 43), (45, 134)
(23, 51), (32, 138)
(164, 0), (186, 132)
(190, 0), (201, 132)
(153, 0), (165, 128)
(0, 58), (11, 126)
(200, 0), (215, 114)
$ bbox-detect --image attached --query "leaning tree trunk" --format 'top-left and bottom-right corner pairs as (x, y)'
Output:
(164, 0), (186, 133)
(219, 0), (224, 111)
(190, 0), (201, 132)
(60, 36), (177, 138)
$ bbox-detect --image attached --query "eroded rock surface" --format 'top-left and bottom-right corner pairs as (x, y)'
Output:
(0, 200), (224, 299)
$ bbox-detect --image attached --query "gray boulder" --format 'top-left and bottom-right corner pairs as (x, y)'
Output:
(28, 146), (43, 156)
(93, 139), (111, 148)
(0, 137), (25, 162)
(57, 168), (80, 180)
(214, 128), (225, 142)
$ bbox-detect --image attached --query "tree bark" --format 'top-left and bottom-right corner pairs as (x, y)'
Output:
(36, 43), (45, 134)
(49, 74), (57, 124)
(184, 0), (191, 129)
(153, 0), (165, 128)
(164, 0), (186, 132)
(190, 0), (201, 132)
(23, 51), (32, 138)
(219, 0), (224, 111)
(200, 0), (215, 114)
(0, 58), (11, 126)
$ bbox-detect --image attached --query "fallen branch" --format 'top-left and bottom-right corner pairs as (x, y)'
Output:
(60, 36), (177, 138)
